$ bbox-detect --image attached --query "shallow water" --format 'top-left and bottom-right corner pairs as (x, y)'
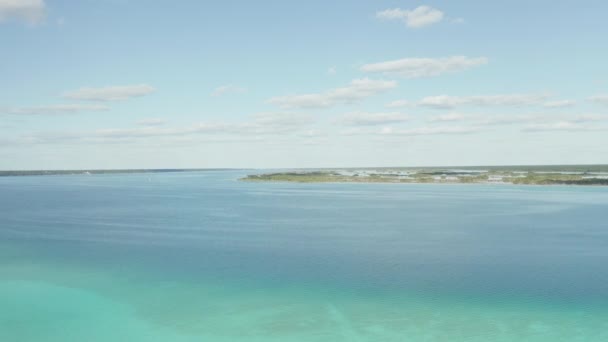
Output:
(1, 171), (608, 341)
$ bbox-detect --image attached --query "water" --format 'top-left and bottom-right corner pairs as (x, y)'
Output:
(1, 170), (608, 341)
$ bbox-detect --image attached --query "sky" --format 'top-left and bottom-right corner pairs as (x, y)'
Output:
(1, 0), (608, 170)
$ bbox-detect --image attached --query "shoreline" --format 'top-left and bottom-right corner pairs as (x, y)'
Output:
(241, 169), (608, 187)
(241, 178), (608, 187)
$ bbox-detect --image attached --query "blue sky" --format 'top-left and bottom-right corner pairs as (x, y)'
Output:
(1, 0), (607, 169)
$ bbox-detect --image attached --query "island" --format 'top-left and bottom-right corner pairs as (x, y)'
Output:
(241, 165), (608, 186)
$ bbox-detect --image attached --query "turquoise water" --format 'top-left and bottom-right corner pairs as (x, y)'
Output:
(1, 171), (608, 341)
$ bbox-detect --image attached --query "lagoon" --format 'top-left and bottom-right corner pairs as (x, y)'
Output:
(1, 170), (608, 341)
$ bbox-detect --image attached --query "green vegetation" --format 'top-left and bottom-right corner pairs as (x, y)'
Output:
(242, 165), (608, 186)
(511, 174), (608, 185)
(244, 172), (409, 183)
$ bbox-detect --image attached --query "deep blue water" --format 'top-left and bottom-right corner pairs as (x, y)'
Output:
(1, 171), (608, 341)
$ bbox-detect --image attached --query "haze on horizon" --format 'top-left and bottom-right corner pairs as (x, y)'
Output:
(1, 0), (607, 170)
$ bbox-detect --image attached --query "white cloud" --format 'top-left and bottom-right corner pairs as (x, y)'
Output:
(137, 118), (167, 126)
(246, 112), (314, 132)
(430, 113), (467, 122)
(392, 95), (576, 110)
(428, 113), (608, 127)
(385, 100), (411, 108)
(339, 127), (366, 136)
(523, 121), (606, 132)
(0, 0), (45, 24)
(92, 124), (227, 139)
(425, 113), (518, 126)
(327, 67), (337, 75)
(268, 78), (397, 109)
(1, 104), (109, 115)
(361, 56), (488, 78)
(474, 115), (541, 126)
(211, 84), (247, 97)
(376, 6), (444, 28)
(63, 84), (156, 101)
(589, 95), (608, 105)
(380, 126), (481, 136)
(569, 114), (608, 123)
(472, 114), (586, 127)
(452, 17), (465, 24)
(543, 100), (576, 108)
(419, 94), (550, 109)
(299, 129), (325, 138)
(337, 112), (410, 126)
(340, 125), (475, 137)
(19, 112), (316, 145)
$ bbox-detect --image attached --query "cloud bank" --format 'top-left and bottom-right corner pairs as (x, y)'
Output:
(361, 56), (488, 78)
(63, 84), (156, 102)
(211, 85), (247, 97)
(376, 6), (444, 28)
(17, 112), (315, 145)
(1, 104), (109, 115)
(338, 112), (410, 126)
(268, 78), (397, 109)
(380, 126), (480, 136)
(418, 94), (550, 109)
(0, 0), (45, 24)
(589, 95), (608, 105)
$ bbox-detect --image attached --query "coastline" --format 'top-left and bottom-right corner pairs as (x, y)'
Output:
(241, 178), (608, 187)
(240, 168), (608, 187)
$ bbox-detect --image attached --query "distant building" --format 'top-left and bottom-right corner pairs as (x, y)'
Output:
(488, 175), (504, 183)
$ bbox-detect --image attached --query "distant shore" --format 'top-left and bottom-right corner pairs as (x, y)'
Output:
(241, 166), (608, 186)
(0, 169), (238, 177)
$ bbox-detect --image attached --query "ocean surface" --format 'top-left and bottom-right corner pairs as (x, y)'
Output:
(1, 170), (607, 341)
